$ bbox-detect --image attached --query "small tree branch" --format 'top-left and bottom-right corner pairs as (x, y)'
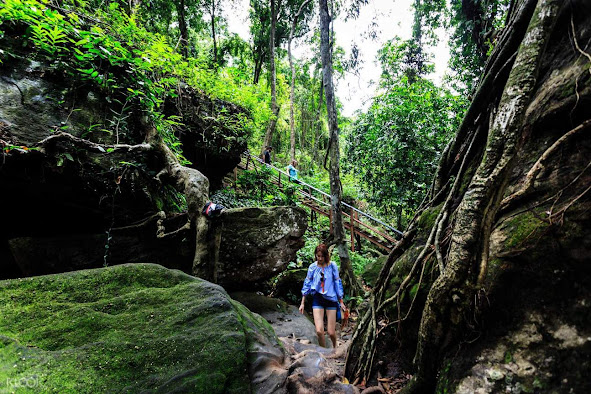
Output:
(501, 119), (591, 210)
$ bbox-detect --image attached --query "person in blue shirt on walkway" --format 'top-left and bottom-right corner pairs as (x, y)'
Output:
(299, 243), (347, 348)
(286, 160), (299, 181)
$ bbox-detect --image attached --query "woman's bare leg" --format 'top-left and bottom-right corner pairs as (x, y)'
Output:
(313, 308), (326, 347)
(326, 309), (337, 348)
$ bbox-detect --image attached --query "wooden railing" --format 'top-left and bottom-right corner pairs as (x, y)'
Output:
(233, 151), (402, 253)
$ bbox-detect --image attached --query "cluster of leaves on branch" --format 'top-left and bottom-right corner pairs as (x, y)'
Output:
(344, 39), (466, 227)
(446, 0), (512, 94)
(406, 0), (511, 95)
(0, 0), (272, 160)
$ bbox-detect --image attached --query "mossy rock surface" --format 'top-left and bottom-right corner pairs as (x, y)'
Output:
(0, 264), (284, 393)
(361, 255), (387, 288)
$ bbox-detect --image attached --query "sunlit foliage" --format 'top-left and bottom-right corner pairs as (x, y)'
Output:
(344, 39), (467, 226)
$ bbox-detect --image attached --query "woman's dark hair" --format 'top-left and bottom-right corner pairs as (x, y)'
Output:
(314, 243), (330, 262)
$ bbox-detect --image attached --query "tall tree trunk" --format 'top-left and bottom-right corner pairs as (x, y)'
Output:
(176, 0), (188, 58)
(312, 77), (323, 165)
(210, 0), (218, 66)
(262, 0), (280, 154)
(288, 0), (312, 163)
(253, 49), (264, 85)
(319, 0), (360, 295)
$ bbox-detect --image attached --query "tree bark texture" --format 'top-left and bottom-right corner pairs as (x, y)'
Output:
(408, 1), (562, 390)
(288, 0), (311, 163)
(210, 0), (218, 66)
(262, 0), (280, 154)
(176, 0), (188, 58)
(319, 0), (359, 295)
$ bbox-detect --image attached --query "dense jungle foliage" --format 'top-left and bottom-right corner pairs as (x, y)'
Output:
(7, 0), (586, 392)
(0, 0), (483, 233)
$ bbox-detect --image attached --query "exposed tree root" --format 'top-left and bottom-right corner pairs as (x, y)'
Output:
(36, 131), (152, 154)
(570, 14), (591, 72)
(501, 119), (591, 211)
(345, 230), (416, 383)
(346, 64), (488, 386)
(142, 120), (211, 279)
(549, 183), (591, 225)
(346, 0), (591, 393)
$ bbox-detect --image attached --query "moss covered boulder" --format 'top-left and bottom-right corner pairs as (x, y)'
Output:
(0, 264), (287, 393)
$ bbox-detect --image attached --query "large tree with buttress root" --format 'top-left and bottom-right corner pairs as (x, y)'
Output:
(345, 0), (591, 392)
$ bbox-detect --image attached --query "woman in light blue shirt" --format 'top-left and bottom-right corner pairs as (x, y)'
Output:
(286, 160), (298, 181)
(299, 243), (346, 348)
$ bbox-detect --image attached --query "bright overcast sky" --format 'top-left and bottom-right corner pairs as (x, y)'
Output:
(226, 0), (449, 117)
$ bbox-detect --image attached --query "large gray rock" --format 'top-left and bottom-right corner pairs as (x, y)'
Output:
(0, 264), (287, 393)
(272, 268), (308, 302)
(445, 310), (591, 394)
(230, 291), (318, 345)
(163, 85), (248, 190)
(215, 207), (308, 288)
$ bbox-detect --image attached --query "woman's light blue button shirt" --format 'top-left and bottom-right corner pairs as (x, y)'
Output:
(301, 261), (344, 302)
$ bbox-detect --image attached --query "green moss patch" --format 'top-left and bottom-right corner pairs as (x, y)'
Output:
(417, 203), (443, 233)
(503, 210), (547, 250)
(0, 264), (275, 393)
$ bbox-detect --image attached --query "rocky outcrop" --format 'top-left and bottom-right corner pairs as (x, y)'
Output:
(445, 310), (591, 394)
(0, 264), (286, 393)
(0, 35), (288, 283)
(212, 207), (308, 289)
(5, 205), (308, 288)
(272, 268), (308, 302)
(163, 85), (248, 190)
(360, 255), (387, 288)
(0, 264), (364, 393)
(0, 38), (211, 279)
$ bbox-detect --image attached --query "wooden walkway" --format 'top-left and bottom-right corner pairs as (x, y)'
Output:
(230, 152), (402, 253)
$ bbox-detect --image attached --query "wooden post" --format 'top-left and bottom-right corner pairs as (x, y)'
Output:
(355, 211), (360, 252)
(350, 207), (355, 252)
(233, 167), (237, 192)
(278, 170), (281, 189)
